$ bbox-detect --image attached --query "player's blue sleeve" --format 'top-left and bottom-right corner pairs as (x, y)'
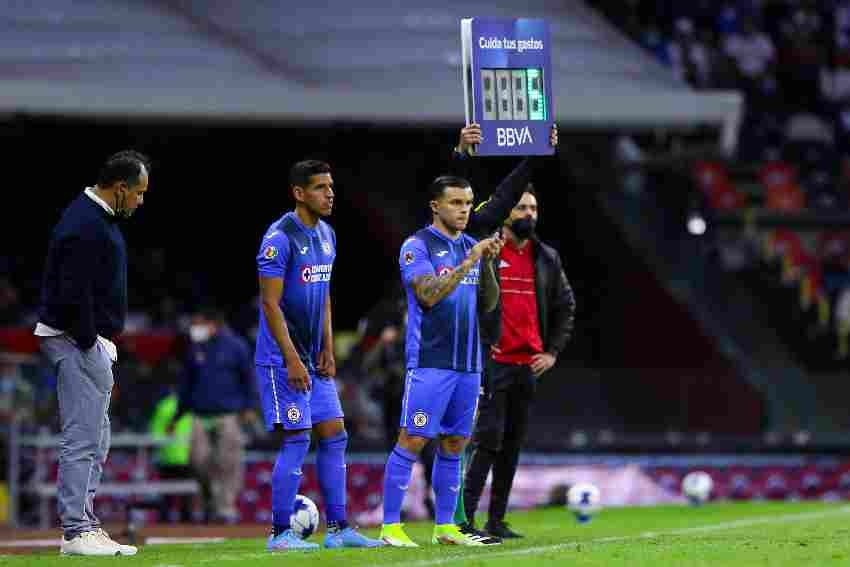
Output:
(256, 231), (290, 278)
(399, 237), (434, 287)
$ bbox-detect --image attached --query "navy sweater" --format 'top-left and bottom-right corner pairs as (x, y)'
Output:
(177, 330), (257, 417)
(39, 193), (127, 350)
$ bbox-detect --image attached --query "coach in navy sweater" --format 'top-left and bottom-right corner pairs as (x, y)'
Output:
(36, 150), (150, 556)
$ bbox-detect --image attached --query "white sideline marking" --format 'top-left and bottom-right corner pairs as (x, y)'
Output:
(0, 539), (58, 548)
(145, 537), (226, 545)
(0, 536), (226, 548)
(198, 552), (269, 562)
(375, 506), (850, 567)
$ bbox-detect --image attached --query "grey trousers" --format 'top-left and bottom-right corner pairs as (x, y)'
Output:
(40, 336), (113, 539)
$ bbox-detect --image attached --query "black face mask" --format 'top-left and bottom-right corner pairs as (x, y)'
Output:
(511, 216), (536, 240)
(115, 188), (133, 220)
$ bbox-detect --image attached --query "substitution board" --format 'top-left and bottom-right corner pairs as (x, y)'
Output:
(461, 17), (554, 156)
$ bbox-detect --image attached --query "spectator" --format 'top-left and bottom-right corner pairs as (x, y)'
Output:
(834, 285), (850, 357)
(0, 278), (23, 326)
(361, 321), (405, 449)
(149, 388), (195, 523)
(778, 3), (827, 107)
(642, 23), (672, 66)
(173, 307), (258, 523)
(716, 0), (741, 36)
(722, 16), (776, 87)
(669, 18), (713, 87)
(0, 360), (34, 428)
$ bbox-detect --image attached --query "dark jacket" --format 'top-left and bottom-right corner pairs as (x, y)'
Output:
(38, 192), (127, 350)
(479, 237), (576, 355)
(177, 328), (257, 417)
(461, 155), (537, 240)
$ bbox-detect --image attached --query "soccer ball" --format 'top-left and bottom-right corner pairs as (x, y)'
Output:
(566, 483), (601, 523)
(290, 494), (320, 539)
(681, 471), (713, 505)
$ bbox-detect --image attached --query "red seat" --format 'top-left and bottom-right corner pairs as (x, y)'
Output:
(766, 183), (805, 212)
(759, 161), (798, 192)
(694, 161), (730, 195)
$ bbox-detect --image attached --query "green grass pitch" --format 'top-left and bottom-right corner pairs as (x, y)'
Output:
(4, 501), (850, 566)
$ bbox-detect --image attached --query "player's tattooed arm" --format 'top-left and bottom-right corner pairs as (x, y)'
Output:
(478, 257), (500, 313)
(412, 254), (479, 309)
(411, 237), (500, 309)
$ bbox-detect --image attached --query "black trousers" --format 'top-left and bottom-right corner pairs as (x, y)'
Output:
(464, 359), (535, 524)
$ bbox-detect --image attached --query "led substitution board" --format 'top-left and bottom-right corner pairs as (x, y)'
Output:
(462, 17), (554, 156)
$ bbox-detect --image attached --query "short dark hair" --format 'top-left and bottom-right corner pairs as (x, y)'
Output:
(97, 150), (150, 189)
(428, 175), (471, 202)
(289, 160), (332, 189)
(521, 182), (541, 212)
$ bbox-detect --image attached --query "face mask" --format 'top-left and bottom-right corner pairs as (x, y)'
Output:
(116, 188), (134, 219)
(189, 324), (212, 343)
(511, 216), (536, 240)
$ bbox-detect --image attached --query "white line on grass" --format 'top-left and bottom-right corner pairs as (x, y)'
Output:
(145, 537), (226, 545)
(375, 506), (850, 567)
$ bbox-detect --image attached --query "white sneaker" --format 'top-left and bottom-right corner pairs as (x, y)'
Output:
(60, 531), (116, 556)
(95, 529), (138, 556)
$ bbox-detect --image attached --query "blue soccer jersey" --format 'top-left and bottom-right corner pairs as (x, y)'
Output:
(255, 212), (336, 370)
(399, 226), (482, 373)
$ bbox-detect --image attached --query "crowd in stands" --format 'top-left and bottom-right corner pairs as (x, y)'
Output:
(596, 0), (850, 369)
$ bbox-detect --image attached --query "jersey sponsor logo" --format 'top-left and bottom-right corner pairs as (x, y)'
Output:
(263, 245), (278, 259)
(322, 241), (332, 255)
(286, 405), (302, 424)
(499, 259), (510, 268)
(461, 266), (480, 285)
(435, 250), (449, 257)
(301, 263), (333, 284)
(412, 411), (429, 427)
(404, 250), (415, 265)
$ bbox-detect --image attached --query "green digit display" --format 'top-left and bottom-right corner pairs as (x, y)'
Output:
(481, 67), (545, 121)
(526, 68), (546, 121)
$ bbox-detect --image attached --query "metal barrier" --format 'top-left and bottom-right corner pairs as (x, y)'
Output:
(10, 432), (198, 529)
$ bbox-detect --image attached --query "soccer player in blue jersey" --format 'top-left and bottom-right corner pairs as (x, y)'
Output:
(380, 175), (503, 547)
(255, 160), (383, 551)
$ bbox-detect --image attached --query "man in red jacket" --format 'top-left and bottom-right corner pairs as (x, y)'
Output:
(463, 185), (576, 539)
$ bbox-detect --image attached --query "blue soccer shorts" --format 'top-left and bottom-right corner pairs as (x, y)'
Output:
(255, 365), (344, 431)
(400, 368), (481, 439)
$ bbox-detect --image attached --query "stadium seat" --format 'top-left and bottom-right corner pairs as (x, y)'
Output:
(766, 183), (805, 212)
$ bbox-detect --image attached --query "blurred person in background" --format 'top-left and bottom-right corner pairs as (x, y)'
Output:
(0, 277), (23, 326)
(255, 160), (383, 551)
(171, 307), (257, 524)
(361, 314), (406, 450)
(35, 150), (149, 556)
(463, 186), (576, 540)
(149, 379), (195, 523)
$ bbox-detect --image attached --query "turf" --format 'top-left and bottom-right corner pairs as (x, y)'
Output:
(4, 501), (850, 566)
